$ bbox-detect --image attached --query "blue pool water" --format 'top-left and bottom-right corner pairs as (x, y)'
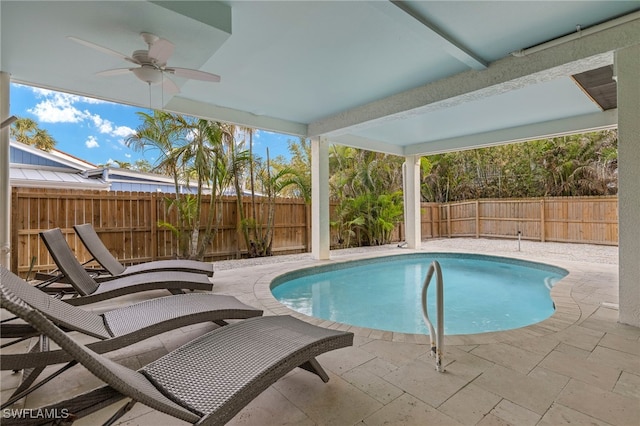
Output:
(271, 253), (567, 335)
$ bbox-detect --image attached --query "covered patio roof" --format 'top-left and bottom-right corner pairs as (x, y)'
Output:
(1, 1), (639, 328)
(1, 1), (638, 152)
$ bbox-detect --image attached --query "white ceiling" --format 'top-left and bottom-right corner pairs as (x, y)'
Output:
(2, 1), (639, 156)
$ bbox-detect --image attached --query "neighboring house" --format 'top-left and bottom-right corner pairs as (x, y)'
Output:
(105, 167), (202, 194)
(10, 140), (109, 190)
(9, 140), (200, 194)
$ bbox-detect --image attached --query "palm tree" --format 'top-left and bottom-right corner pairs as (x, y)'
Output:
(239, 126), (258, 221)
(110, 160), (132, 169)
(127, 111), (192, 257)
(10, 117), (57, 151)
(327, 146), (404, 247)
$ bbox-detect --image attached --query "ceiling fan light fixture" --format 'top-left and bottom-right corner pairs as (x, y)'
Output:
(132, 66), (163, 85)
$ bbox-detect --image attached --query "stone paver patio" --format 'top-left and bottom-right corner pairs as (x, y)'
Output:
(2, 238), (638, 425)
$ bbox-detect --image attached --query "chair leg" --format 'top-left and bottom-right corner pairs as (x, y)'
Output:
(1, 386), (125, 426)
(3, 336), (78, 409)
(2, 362), (78, 409)
(11, 335), (49, 396)
(103, 399), (138, 426)
(298, 358), (330, 383)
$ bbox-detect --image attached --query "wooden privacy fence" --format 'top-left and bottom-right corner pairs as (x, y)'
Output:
(10, 188), (618, 276)
(424, 196), (618, 245)
(11, 188), (309, 276)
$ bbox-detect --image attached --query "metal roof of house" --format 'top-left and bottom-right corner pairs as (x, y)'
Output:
(9, 165), (110, 190)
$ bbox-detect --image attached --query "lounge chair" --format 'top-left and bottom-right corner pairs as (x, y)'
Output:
(73, 223), (215, 277)
(39, 228), (213, 305)
(0, 280), (354, 426)
(0, 266), (263, 405)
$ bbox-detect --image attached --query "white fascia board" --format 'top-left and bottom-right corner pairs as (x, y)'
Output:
(404, 109), (618, 156)
(164, 96), (308, 137)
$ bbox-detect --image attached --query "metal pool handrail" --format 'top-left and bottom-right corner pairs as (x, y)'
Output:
(421, 260), (445, 372)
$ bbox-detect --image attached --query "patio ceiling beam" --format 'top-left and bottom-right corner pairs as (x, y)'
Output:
(308, 16), (640, 139)
(324, 134), (405, 156)
(164, 96), (307, 137)
(381, 1), (488, 70)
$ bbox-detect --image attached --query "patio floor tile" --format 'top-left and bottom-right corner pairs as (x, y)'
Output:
(469, 342), (547, 374)
(273, 370), (382, 425)
(438, 383), (501, 424)
(556, 379), (640, 426)
(537, 403), (614, 426)
(539, 349), (622, 390)
(472, 364), (563, 414)
(362, 393), (462, 426)
(384, 358), (471, 408)
(488, 399), (541, 426)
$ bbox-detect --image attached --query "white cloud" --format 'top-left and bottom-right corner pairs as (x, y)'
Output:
(124, 153), (131, 158)
(27, 87), (134, 138)
(28, 98), (88, 123)
(88, 114), (134, 138)
(112, 125), (134, 137)
(85, 136), (100, 149)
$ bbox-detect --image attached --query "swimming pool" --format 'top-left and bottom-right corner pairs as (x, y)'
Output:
(271, 253), (568, 335)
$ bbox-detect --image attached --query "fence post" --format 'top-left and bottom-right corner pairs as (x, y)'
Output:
(540, 198), (545, 242)
(446, 204), (451, 238)
(305, 203), (311, 252)
(10, 188), (18, 273)
(151, 192), (158, 261)
(475, 200), (480, 238)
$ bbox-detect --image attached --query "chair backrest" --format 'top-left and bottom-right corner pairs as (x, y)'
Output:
(0, 276), (201, 424)
(39, 228), (100, 296)
(1, 267), (110, 339)
(73, 224), (126, 276)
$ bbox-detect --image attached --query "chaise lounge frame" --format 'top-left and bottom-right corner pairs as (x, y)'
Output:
(0, 266), (263, 406)
(0, 280), (354, 426)
(73, 223), (215, 278)
(39, 228), (213, 305)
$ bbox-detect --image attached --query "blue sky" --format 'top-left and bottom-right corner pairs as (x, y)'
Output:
(10, 82), (297, 167)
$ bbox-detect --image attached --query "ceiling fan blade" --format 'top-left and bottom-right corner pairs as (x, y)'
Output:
(166, 67), (221, 82)
(162, 75), (181, 94)
(95, 68), (133, 77)
(148, 38), (175, 66)
(68, 36), (139, 64)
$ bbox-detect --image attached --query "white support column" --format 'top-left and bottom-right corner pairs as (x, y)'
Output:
(616, 44), (640, 328)
(403, 154), (421, 249)
(311, 137), (330, 260)
(0, 72), (11, 269)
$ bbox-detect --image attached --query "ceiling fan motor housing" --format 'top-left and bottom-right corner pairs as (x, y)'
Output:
(132, 65), (163, 85)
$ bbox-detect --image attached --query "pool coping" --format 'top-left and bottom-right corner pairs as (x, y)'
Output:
(253, 248), (583, 346)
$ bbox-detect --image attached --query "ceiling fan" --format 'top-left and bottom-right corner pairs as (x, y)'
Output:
(68, 32), (220, 93)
